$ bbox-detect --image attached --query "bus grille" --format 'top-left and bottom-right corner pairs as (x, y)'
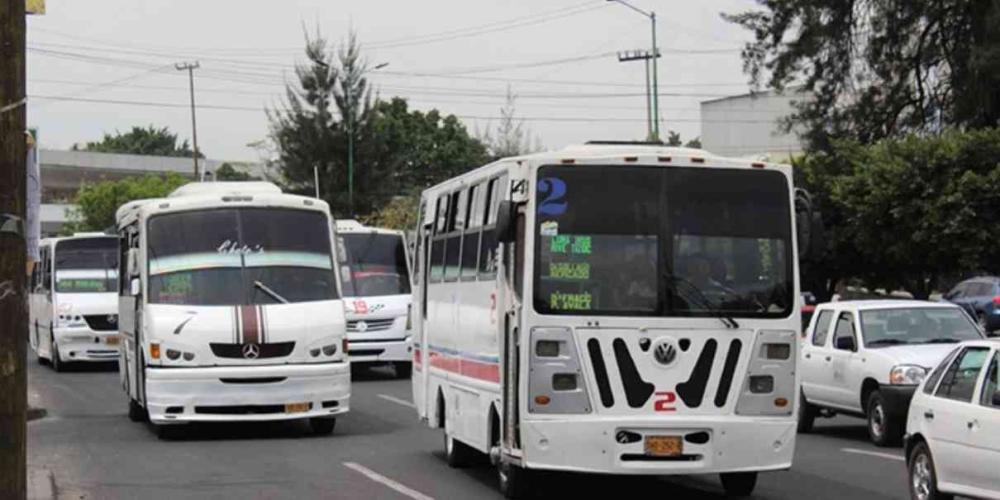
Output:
(347, 318), (395, 333)
(84, 315), (118, 332)
(209, 342), (295, 359)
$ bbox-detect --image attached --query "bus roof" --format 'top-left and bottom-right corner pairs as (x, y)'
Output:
(335, 219), (404, 236)
(167, 181), (282, 198)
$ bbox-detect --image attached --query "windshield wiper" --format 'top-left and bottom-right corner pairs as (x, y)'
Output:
(253, 280), (289, 304)
(924, 338), (960, 344)
(663, 273), (739, 329)
(866, 338), (908, 346)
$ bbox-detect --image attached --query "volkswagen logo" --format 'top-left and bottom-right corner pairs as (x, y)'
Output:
(242, 343), (261, 360)
(356, 321), (369, 333)
(652, 337), (678, 367)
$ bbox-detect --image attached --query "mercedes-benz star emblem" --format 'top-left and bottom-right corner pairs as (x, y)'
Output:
(356, 321), (369, 333)
(242, 343), (261, 360)
(107, 315), (118, 325)
(652, 338), (678, 366)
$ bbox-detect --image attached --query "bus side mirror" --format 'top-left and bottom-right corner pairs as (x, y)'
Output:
(127, 249), (140, 278)
(496, 201), (516, 244)
(129, 278), (141, 297)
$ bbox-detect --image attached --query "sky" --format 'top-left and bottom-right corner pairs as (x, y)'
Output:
(26, 0), (761, 162)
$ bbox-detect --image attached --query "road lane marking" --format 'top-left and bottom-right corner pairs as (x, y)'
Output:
(841, 448), (905, 462)
(378, 394), (416, 409)
(343, 462), (434, 500)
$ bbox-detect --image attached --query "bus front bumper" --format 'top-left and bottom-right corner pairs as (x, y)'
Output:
(144, 363), (350, 424)
(520, 416), (796, 475)
(348, 336), (412, 364)
(53, 327), (120, 362)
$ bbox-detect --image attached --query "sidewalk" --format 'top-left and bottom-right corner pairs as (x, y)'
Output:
(27, 467), (54, 500)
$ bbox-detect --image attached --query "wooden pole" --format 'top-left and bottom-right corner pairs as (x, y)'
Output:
(0, 0), (28, 497)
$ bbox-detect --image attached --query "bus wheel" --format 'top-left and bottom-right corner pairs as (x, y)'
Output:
(50, 334), (64, 373)
(498, 460), (532, 499)
(797, 390), (817, 433)
(128, 399), (148, 423)
(394, 362), (412, 379)
(444, 429), (476, 468)
(310, 417), (336, 436)
(720, 472), (757, 497)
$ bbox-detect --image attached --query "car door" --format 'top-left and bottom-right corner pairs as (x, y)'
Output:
(829, 310), (862, 410)
(963, 349), (1000, 494)
(926, 346), (991, 489)
(802, 308), (837, 406)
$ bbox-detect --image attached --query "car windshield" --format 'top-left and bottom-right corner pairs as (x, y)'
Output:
(533, 165), (793, 318)
(860, 307), (983, 346)
(53, 238), (118, 294)
(147, 208), (338, 306)
(339, 233), (411, 298)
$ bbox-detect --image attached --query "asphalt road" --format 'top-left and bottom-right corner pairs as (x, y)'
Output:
(28, 359), (917, 500)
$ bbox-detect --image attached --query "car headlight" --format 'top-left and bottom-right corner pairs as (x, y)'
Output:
(889, 365), (927, 385)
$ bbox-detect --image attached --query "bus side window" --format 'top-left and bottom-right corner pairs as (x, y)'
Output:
(118, 230), (129, 295)
(40, 246), (51, 292)
(461, 182), (483, 281)
(444, 190), (465, 282)
(430, 195), (448, 283)
(478, 176), (505, 279)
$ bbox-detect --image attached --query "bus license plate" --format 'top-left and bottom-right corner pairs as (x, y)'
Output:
(644, 436), (683, 457)
(285, 403), (310, 414)
(105, 336), (120, 346)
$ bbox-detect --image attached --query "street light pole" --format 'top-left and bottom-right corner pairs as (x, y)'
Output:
(175, 62), (201, 180)
(346, 62), (388, 216)
(608, 0), (660, 140)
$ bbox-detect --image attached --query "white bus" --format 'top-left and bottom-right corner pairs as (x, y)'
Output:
(29, 233), (120, 371)
(336, 220), (414, 378)
(411, 143), (811, 498)
(115, 182), (349, 438)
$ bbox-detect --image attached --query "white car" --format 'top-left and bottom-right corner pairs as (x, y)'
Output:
(799, 300), (984, 446)
(905, 339), (1000, 499)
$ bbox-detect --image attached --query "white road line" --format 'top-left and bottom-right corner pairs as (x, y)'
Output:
(343, 462), (434, 500)
(841, 448), (905, 462)
(378, 394), (416, 409)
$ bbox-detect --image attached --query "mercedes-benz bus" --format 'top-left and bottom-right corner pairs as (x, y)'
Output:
(336, 220), (414, 378)
(411, 143), (814, 498)
(115, 182), (349, 438)
(29, 233), (120, 371)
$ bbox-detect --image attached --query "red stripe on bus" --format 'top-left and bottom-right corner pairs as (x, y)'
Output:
(428, 350), (499, 383)
(241, 305), (259, 344)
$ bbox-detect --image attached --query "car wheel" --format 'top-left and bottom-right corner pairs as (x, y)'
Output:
(498, 460), (532, 499)
(128, 398), (148, 423)
(394, 362), (412, 379)
(908, 441), (954, 500)
(309, 417), (336, 436)
(720, 471), (758, 497)
(798, 390), (817, 433)
(50, 333), (64, 373)
(867, 390), (902, 447)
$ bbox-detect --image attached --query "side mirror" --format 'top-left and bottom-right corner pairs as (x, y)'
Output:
(129, 277), (141, 297)
(127, 249), (140, 278)
(835, 335), (856, 351)
(496, 201), (516, 244)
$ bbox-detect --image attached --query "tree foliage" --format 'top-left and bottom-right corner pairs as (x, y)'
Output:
(77, 126), (202, 158)
(479, 87), (538, 159)
(269, 30), (488, 218)
(67, 173), (188, 232)
(726, 1), (1000, 151)
(797, 129), (1000, 299)
(362, 192), (421, 231)
(213, 163), (257, 181)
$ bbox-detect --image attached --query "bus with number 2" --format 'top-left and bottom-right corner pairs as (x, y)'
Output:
(410, 143), (815, 498)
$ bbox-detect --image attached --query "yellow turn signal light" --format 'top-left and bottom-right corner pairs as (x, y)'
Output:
(534, 395), (551, 406)
(774, 397), (789, 408)
(150, 343), (161, 360)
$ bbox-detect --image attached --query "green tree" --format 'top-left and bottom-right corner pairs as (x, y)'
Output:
(362, 192), (421, 231)
(67, 173), (188, 232)
(213, 163), (256, 181)
(725, 1), (1000, 151)
(77, 126), (202, 157)
(666, 130), (683, 146)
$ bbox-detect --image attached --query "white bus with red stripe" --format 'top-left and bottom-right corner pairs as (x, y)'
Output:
(336, 220), (414, 378)
(411, 143), (816, 498)
(116, 182), (349, 438)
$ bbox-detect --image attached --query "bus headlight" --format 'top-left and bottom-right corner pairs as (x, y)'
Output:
(889, 365), (927, 385)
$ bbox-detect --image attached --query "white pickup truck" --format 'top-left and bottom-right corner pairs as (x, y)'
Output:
(799, 300), (983, 446)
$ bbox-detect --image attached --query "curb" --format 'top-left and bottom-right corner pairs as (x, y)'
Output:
(27, 467), (55, 500)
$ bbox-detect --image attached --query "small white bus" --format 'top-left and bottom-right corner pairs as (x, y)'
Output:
(411, 143), (813, 497)
(29, 233), (120, 371)
(336, 220), (414, 378)
(115, 182), (349, 438)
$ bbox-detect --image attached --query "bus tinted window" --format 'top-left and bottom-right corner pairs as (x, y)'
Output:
(430, 239), (445, 282)
(534, 165), (793, 317)
(340, 233), (411, 297)
(55, 237), (117, 270)
(147, 208), (337, 305)
(445, 234), (462, 281)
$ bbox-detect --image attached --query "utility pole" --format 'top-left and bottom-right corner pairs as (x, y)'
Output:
(617, 49), (660, 140)
(346, 61), (388, 216)
(608, 0), (660, 140)
(175, 62), (200, 180)
(0, 0), (28, 497)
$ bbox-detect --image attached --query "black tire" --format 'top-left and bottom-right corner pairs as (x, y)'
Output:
(50, 332), (64, 373)
(798, 391), (817, 433)
(395, 362), (412, 379)
(908, 441), (954, 500)
(720, 471), (758, 497)
(310, 417), (336, 436)
(444, 428), (477, 468)
(867, 390), (903, 447)
(498, 460), (532, 499)
(128, 398), (148, 423)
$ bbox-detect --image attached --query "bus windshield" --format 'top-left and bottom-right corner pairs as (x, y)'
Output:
(54, 238), (118, 294)
(147, 208), (338, 306)
(533, 165), (793, 318)
(339, 233), (411, 297)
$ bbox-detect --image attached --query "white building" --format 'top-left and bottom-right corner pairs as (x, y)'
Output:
(700, 88), (808, 161)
